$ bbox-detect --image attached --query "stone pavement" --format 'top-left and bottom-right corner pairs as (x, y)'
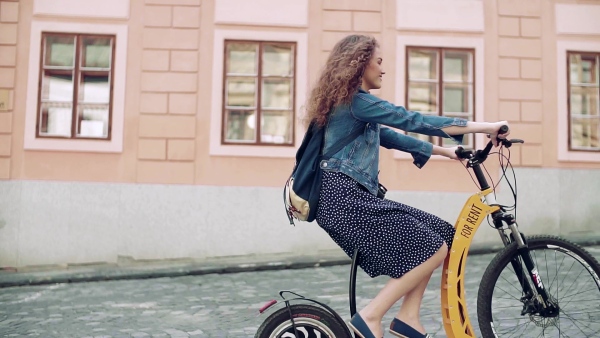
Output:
(0, 245), (599, 338)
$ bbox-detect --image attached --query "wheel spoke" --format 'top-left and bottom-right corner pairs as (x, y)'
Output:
(562, 311), (600, 327)
(550, 253), (568, 291)
(494, 316), (533, 320)
(561, 307), (598, 336)
(559, 309), (600, 315)
(499, 271), (525, 296)
(560, 287), (599, 302)
(559, 267), (587, 300)
(544, 250), (551, 296)
(506, 322), (531, 338)
(555, 259), (578, 297)
(496, 321), (531, 338)
(535, 327), (545, 338)
(493, 284), (522, 301)
(550, 320), (568, 338)
(494, 296), (524, 301)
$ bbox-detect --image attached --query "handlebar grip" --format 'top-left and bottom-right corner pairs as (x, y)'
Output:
(455, 146), (463, 157)
(480, 125), (509, 158)
(455, 146), (473, 159)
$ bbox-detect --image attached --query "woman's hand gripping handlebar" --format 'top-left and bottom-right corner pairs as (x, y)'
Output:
(455, 125), (523, 163)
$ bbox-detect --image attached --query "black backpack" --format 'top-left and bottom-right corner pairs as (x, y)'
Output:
(283, 122), (363, 225)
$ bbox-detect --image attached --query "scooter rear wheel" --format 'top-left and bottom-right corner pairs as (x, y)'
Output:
(255, 304), (350, 338)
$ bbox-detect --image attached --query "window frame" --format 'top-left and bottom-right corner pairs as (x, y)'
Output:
(394, 35), (485, 162)
(566, 51), (600, 153)
(209, 29), (307, 158)
(404, 45), (476, 147)
(221, 39), (297, 147)
(24, 21), (128, 153)
(36, 32), (116, 140)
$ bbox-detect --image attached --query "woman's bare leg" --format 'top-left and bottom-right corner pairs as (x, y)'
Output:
(357, 244), (447, 337)
(397, 242), (450, 333)
(394, 271), (433, 333)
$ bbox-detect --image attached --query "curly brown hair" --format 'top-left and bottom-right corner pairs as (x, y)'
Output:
(305, 35), (379, 128)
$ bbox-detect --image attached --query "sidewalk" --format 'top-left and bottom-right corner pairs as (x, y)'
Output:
(2, 236), (599, 288)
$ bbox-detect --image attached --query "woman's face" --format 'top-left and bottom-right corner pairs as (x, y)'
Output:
(361, 47), (384, 91)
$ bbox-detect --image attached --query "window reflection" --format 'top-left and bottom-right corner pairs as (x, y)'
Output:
(408, 49), (437, 80)
(42, 72), (73, 102)
(227, 78), (256, 107)
(40, 104), (73, 137)
(80, 74), (110, 103)
(570, 54), (597, 84)
(261, 111), (292, 144)
(82, 37), (112, 69)
(408, 83), (437, 113)
(443, 84), (472, 113)
(444, 51), (471, 82)
(226, 110), (256, 142)
(571, 87), (599, 116)
(45, 36), (75, 67)
(572, 118), (599, 149)
(78, 107), (109, 138)
(227, 43), (257, 75)
(569, 53), (600, 151)
(262, 79), (292, 109)
(262, 44), (293, 76)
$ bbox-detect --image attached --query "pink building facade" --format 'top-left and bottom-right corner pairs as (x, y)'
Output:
(0, 0), (599, 268)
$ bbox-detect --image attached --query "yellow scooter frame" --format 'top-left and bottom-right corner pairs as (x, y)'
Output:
(441, 188), (500, 338)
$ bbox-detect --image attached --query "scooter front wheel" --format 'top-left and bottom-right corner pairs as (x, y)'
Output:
(255, 304), (350, 338)
(477, 236), (600, 337)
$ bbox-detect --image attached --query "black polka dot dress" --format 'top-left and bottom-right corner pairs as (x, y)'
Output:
(316, 171), (455, 279)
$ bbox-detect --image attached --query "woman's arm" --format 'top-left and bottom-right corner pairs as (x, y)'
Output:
(443, 121), (502, 135)
(352, 91), (510, 145)
(432, 145), (460, 160)
(442, 121), (510, 146)
(380, 127), (432, 168)
(380, 127), (463, 166)
(351, 91), (467, 141)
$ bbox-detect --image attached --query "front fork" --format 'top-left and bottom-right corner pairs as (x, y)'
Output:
(494, 213), (559, 316)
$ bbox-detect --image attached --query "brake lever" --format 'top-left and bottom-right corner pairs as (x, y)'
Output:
(501, 138), (525, 148)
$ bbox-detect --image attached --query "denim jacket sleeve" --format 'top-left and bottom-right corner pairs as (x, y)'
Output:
(350, 90), (467, 144)
(380, 127), (432, 168)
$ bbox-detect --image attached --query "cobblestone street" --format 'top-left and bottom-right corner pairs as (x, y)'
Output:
(1, 246), (599, 338)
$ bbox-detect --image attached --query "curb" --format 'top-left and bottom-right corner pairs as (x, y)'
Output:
(2, 237), (599, 288)
(0, 253), (353, 288)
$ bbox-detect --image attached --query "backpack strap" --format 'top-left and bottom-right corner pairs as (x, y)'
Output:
(322, 125), (365, 159)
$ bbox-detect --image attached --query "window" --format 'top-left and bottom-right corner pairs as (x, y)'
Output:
(405, 47), (475, 147)
(222, 40), (295, 145)
(568, 52), (599, 151)
(37, 33), (115, 139)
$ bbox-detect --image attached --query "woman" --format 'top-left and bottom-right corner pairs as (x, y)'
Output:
(306, 35), (509, 338)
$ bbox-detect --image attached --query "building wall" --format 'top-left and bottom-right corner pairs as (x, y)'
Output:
(0, 0), (599, 268)
(0, 0), (17, 178)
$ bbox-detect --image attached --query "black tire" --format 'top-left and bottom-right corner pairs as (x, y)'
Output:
(477, 235), (600, 337)
(255, 304), (350, 338)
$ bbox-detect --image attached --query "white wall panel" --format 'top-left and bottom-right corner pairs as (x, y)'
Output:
(34, 0), (129, 19)
(215, 0), (308, 27)
(397, 0), (484, 32)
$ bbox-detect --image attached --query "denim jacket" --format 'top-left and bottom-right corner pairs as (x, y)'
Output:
(320, 88), (467, 196)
